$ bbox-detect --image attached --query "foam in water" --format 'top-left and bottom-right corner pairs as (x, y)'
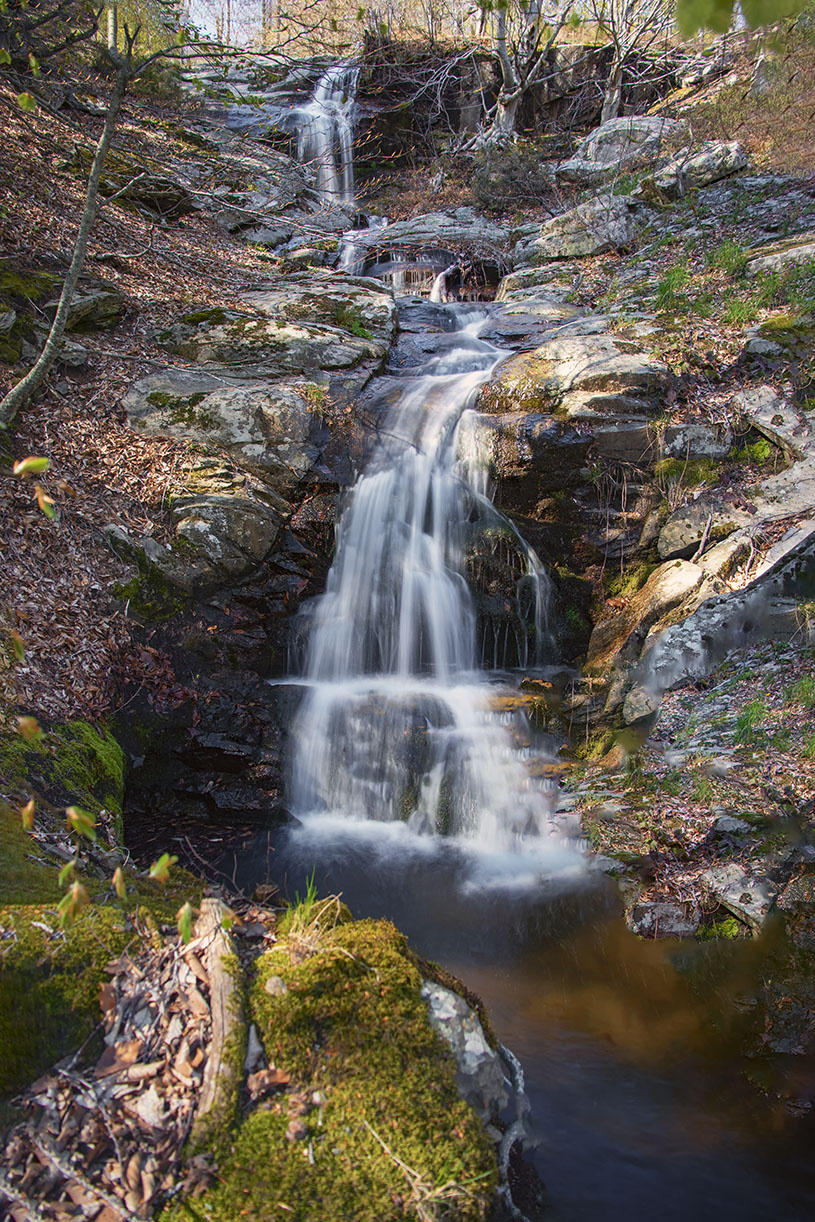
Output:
(292, 63), (359, 204)
(289, 305), (578, 869)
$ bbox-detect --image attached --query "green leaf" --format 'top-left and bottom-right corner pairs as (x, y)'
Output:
(20, 799), (35, 831)
(149, 852), (178, 884)
(27, 52), (40, 77)
(10, 630), (25, 663)
(66, 806), (97, 842)
(0, 48), (11, 65)
(17, 715), (44, 741)
(34, 484), (57, 519)
(112, 865), (126, 899)
(176, 901), (195, 943)
(13, 455), (50, 476)
(58, 881), (89, 928)
(58, 859), (77, 888)
(16, 91), (37, 113)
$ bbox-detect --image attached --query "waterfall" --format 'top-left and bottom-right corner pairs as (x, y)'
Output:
(293, 63), (359, 204)
(289, 305), (566, 854)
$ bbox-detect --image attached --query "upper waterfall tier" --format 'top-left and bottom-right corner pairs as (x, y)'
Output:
(293, 63), (359, 205)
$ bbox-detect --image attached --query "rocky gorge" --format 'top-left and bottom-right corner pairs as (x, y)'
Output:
(2, 29), (815, 1221)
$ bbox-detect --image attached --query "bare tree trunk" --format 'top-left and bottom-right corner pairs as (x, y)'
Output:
(493, 93), (521, 137)
(106, 3), (118, 50)
(0, 60), (130, 431)
(600, 59), (623, 123)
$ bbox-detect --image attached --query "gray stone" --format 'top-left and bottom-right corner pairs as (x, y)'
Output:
(515, 195), (641, 264)
(557, 116), (684, 186)
(239, 272), (397, 343)
(47, 286), (126, 331)
(155, 312), (387, 373)
(732, 384), (811, 460)
(712, 815), (752, 836)
(171, 494), (283, 575)
(661, 421), (733, 460)
(641, 140), (748, 200)
(122, 368), (325, 498)
(585, 559), (704, 677)
(345, 208), (510, 261)
(627, 901), (701, 939)
(746, 231), (815, 276)
(482, 331), (670, 417)
(421, 980), (508, 1122)
(658, 500), (745, 561)
(701, 862), (777, 930)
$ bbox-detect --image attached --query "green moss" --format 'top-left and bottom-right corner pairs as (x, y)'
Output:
(0, 720), (124, 834)
(113, 568), (189, 622)
(696, 915), (748, 941)
(604, 560), (657, 599)
(182, 308), (228, 326)
(335, 304), (373, 340)
(165, 919), (496, 1222)
(654, 456), (719, 487)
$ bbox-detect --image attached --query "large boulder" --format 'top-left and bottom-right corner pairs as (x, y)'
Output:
(345, 208), (511, 260)
(480, 329), (671, 416)
(514, 195), (642, 264)
(556, 116), (684, 186)
(746, 231), (815, 277)
(122, 368), (329, 498)
(155, 308), (388, 373)
(239, 271), (397, 344)
(585, 559), (705, 677)
(639, 140), (748, 201)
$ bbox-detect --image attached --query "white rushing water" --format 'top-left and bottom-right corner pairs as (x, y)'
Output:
(289, 304), (573, 862)
(293, 63), (359, 204)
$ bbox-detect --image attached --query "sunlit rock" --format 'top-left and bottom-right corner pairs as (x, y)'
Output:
(585, 559), (704, 677)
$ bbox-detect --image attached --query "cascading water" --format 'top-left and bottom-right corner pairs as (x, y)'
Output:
(292, 63), (359, 204)
(289, 302), (573, 862)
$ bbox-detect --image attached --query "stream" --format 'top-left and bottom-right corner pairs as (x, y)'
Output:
(211, 65), (815, 1219)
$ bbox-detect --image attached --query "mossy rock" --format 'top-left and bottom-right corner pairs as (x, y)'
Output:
(0, 720), (125, 838)
(165, 919), (497, 1221)
(0, 900), (137, 1096)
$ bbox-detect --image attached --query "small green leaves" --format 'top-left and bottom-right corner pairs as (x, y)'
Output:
(16, 91), (37, 113)
(34, 484), (57, 519)
(149, 852), (178, 884)
(58, 858), (77, 888)
(112, 865), (126, 899)
(9, 630), (25, 663)
(58, 880), (89, 928)
(13, 455), (50, 477)
(0, 48), (11, 66)
(176, 901), (195, 944)
(66, 805), (97, 842)
(20, 799), (35, 831)
(17, 715), (44, 741)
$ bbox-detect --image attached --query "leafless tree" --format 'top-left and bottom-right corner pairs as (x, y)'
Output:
(587, 0), (675, 123)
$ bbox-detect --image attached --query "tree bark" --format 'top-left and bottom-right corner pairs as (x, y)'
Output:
(0, 59), (130, 431)
(600, 59), (623, 123)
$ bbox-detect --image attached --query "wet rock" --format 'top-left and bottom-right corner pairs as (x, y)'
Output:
(421, 981), (508, 1122)
(776, 872), (815, 948)
(556, 116), (684, 186)
(345, 207), (510, 259)
(585, 560), (704, 677)
(639, 140), (748, 200)
(701, 862), (778, 930)
(746, 231), (815, 276)
(627, 900), (701, 939)
(514, 195), (642, 264)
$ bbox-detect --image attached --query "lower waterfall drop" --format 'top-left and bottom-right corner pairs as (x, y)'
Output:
(289, 300), (579, 871)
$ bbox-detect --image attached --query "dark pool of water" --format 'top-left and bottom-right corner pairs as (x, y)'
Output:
(217, 819), (815, 1222)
